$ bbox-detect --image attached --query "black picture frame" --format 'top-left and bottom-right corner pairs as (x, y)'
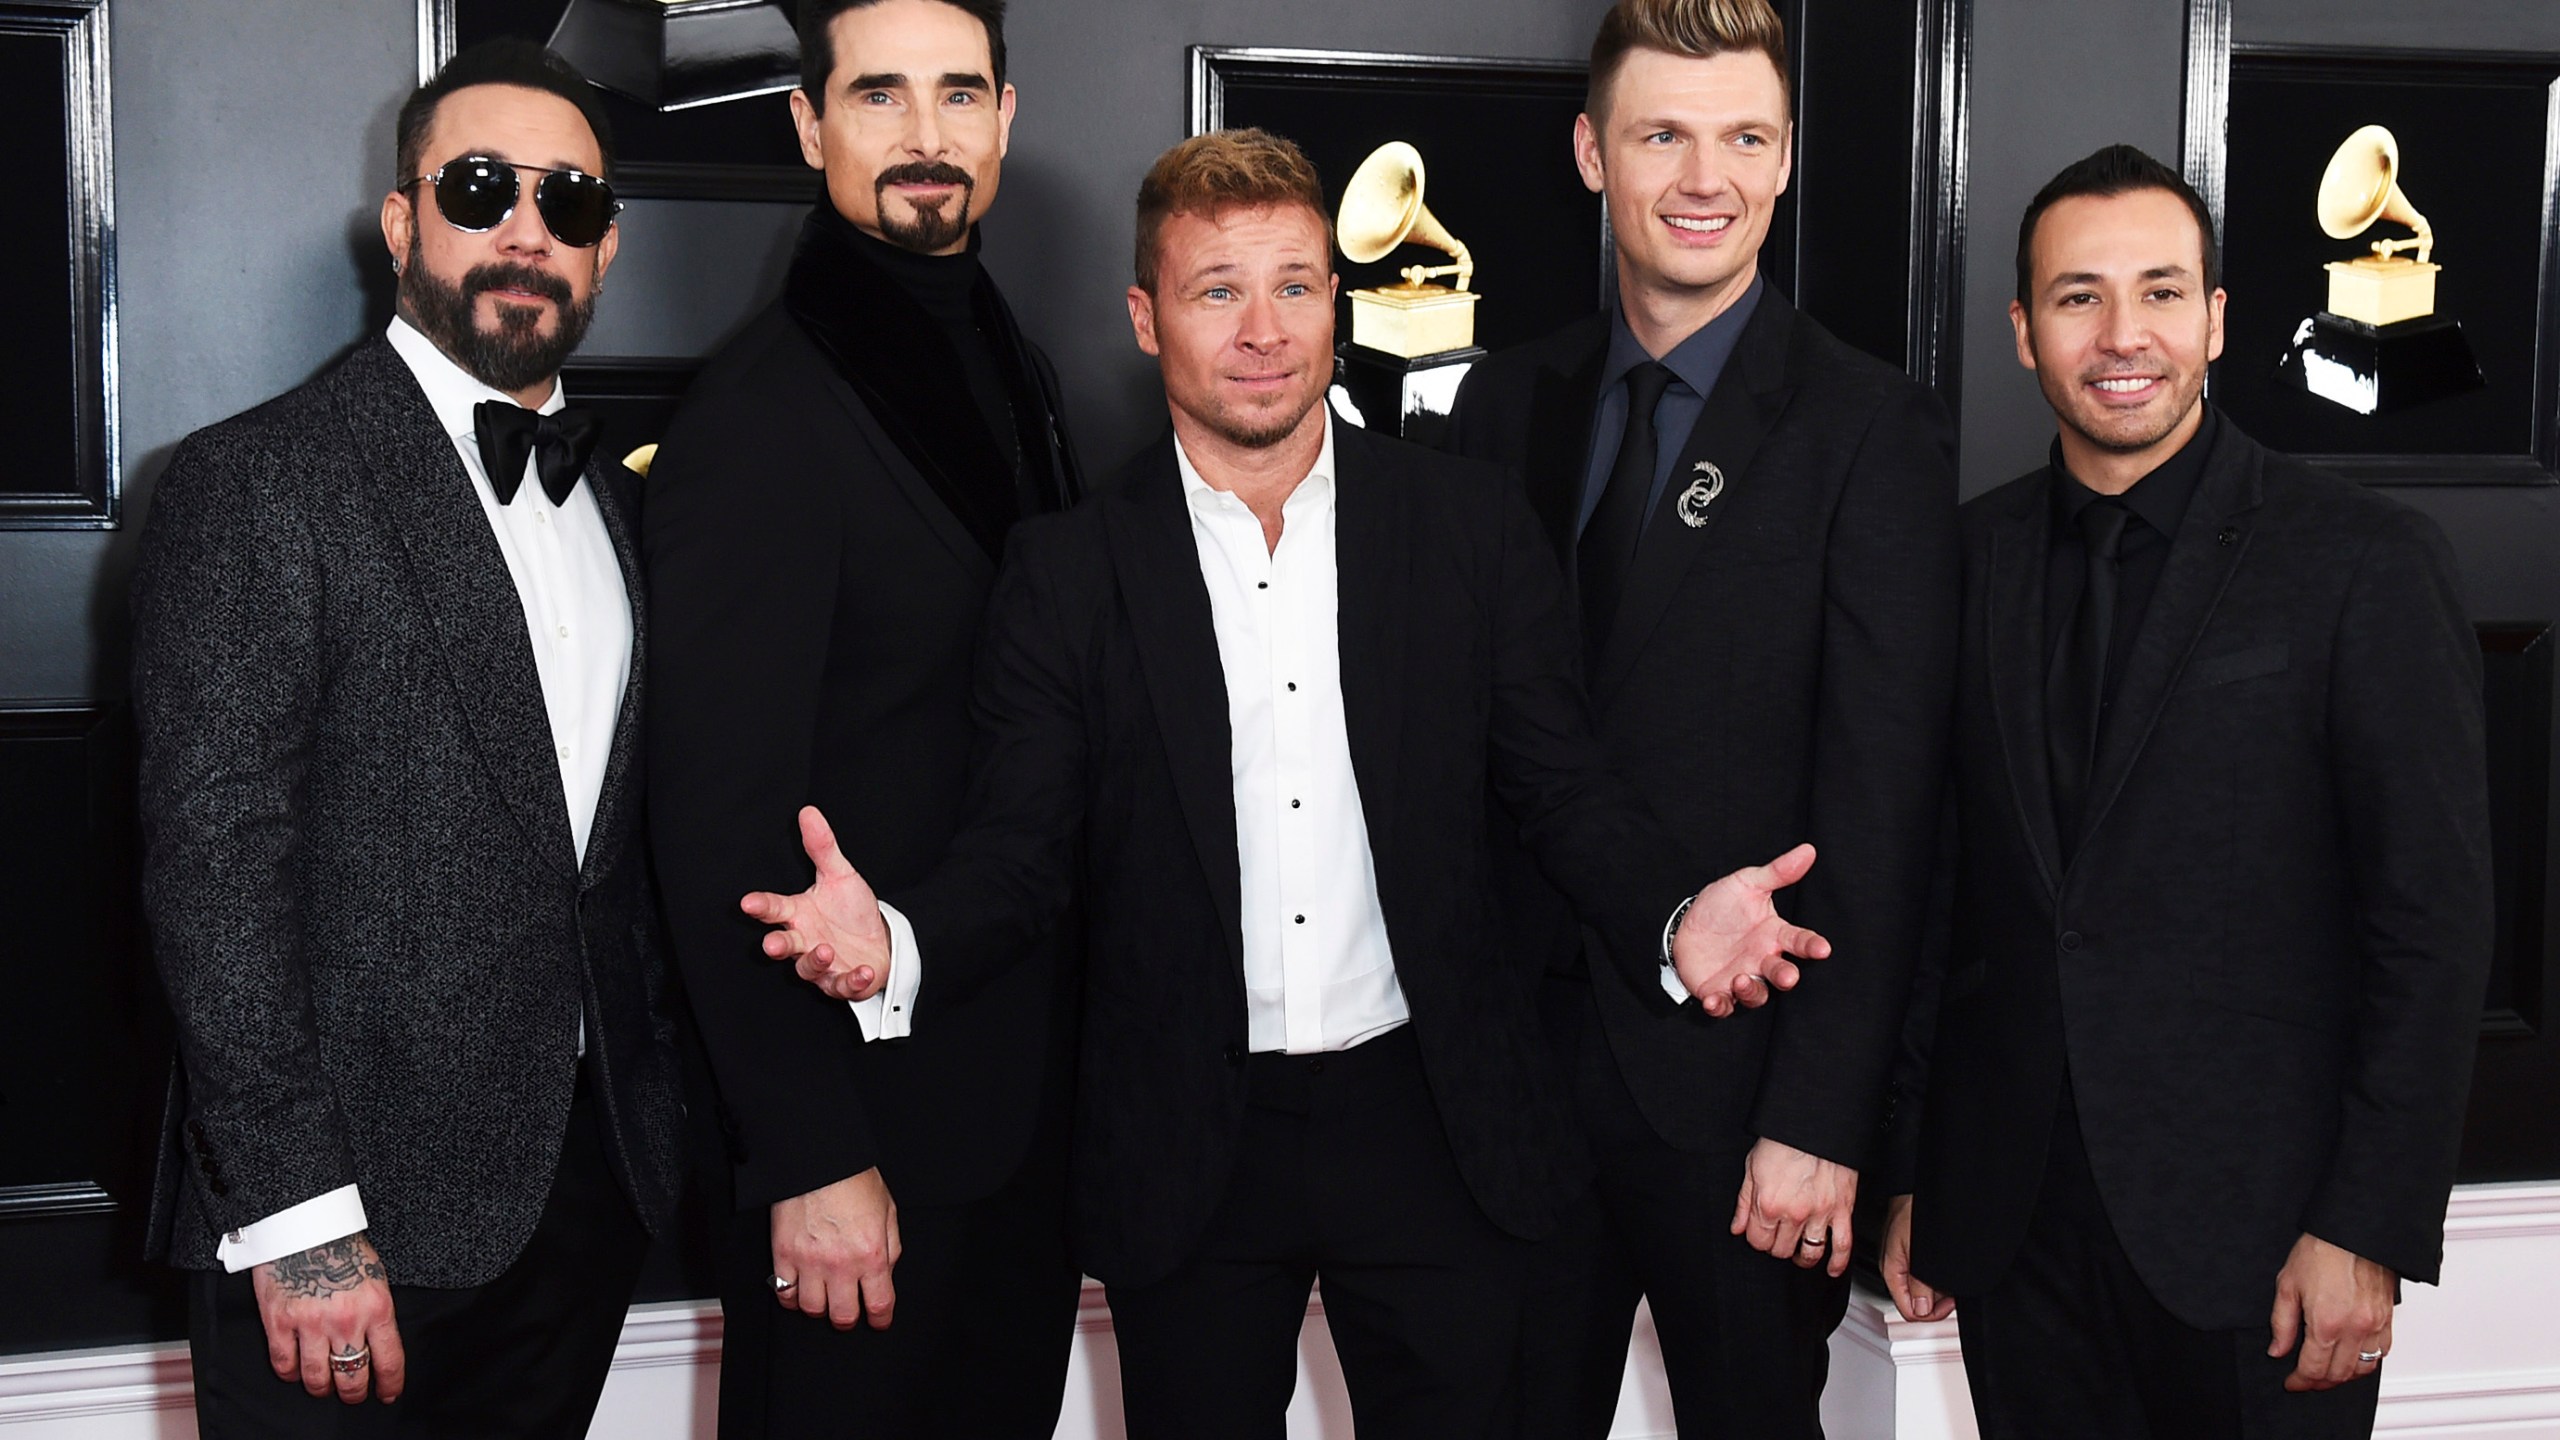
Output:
(421, 0), (816, 202)
(1187, 46), (1612, 359)
(0, 0), (117, 530)
(2184, 30), (2560, 485)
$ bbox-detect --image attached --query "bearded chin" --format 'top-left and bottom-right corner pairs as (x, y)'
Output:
(398, 239), (597, 395)
(876, 189), (973, 254)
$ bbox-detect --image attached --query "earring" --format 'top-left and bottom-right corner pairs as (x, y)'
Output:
(390, 258), (402, 275)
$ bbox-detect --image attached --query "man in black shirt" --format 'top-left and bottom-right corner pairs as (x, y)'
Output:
(1879, 145), (2492, 1439)
(642, 1), (1084, 1435)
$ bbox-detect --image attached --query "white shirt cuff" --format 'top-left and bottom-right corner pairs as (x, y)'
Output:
(1661, 898), (1697, 1006)
(849, 902), (921, 1041)
(214, 1184), (368, 1273)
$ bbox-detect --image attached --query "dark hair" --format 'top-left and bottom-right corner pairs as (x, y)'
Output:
(799, 0), (1008, 112)
(1132, 129), (1327, 293)
(397, 39), (614, 185)
(2015, 144), (2219, 306)
(1587, 0), (1791, 127)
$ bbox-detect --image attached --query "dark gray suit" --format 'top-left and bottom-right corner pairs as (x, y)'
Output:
(132, 334), (684, 1430)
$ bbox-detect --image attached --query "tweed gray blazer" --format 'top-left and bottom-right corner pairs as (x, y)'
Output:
(131, 335), (685, 1287)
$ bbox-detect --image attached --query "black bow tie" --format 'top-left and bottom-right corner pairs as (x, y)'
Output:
(473, 401), (600, 506)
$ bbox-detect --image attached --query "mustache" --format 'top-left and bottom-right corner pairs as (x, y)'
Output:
(459, 262), (573, 308)
(875, 161), (974, 191)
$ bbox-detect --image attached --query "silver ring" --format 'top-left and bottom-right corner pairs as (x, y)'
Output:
(1797, 1231), (1829, 1250)
(771, 1273), (798, 1295)
(2358, 1349), (2384, 1364)
(328, 1344), (370, 1374)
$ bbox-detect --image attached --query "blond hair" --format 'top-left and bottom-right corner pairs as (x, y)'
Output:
(1587, 0), (1791, 124)
(1133, 128), (1327, 293)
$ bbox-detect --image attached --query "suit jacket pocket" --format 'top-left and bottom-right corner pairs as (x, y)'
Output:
(2179, 642), (2288, 692)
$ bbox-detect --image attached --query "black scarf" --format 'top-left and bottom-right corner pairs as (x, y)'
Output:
(783, 205), (1068, 560)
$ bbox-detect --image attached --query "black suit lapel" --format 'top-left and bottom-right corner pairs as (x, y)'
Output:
(2076, 432), (2264, 849)
(1590, 293), (1794, 704)
(1522, 321), (1609, 559)
(1332, 425), (1409, 866)
(802, 333), (996, 587)
(1984, 482), (2064, 895)
(1103, 439), (1246, 974)
(582, 462), (644, 888)
(334, 339), (579, 879)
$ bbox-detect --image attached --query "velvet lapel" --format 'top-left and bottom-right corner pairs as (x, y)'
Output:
(2073, 427), (2263, 855)
(1521, 316), (1611, 558)
(1331, 423), (1410, 870)
(1983, 478), (2064, 896)
(581, 459), (645, 889)
(1102, 436), (1245, 975)
(332, 337), (578, 879)
(1589, 290), (1795, 705)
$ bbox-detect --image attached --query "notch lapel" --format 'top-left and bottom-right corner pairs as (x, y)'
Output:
(1590, 295), (1794, 705)
(1520, 320), (1609, 559)
(2074, 433), (2264, 850)
(1331, 426), (1409, 866)
(1102, 440), (1246, 976)
(1983, 483), (2064, 895)
(333, 340), (579, 880)
(581, 459), (645, 889)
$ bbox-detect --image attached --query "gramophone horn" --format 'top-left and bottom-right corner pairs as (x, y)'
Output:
(2317, 123), (2433, 259)
(1337, 141), (1474, 284)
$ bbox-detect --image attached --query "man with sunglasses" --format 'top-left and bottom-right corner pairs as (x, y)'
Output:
(132, 39), (683, 1437)
(642, 0), (1085, 1435)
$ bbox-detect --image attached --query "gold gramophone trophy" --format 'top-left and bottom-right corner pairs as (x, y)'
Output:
(1331, 142), (1487, 445)
(2275, 124), (2481, 414)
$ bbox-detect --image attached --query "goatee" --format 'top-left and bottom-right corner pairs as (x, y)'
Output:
(399, 236), (596, 395)
(873, 160), (976, 254)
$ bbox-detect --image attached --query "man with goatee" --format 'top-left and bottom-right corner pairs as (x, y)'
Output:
(641, 0), (1085, 1435)
(133, 38), (684, 1437)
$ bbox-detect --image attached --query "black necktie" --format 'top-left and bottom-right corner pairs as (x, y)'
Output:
(1579, 360), (1678, 658)
(2047, 498), (2131, 850)
(473, 401), (600, 506)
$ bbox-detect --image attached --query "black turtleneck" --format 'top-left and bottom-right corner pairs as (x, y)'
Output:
(837, 215), (1020, 476)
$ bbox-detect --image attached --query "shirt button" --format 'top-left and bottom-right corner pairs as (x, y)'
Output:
(558, 743), (572, 761)
(1286, 682), (1297, 692)
(1294, 914), (1307, 925)
(2059, 931), (2083, 953)
(557, 624), (571, 638)
(1290, 799), (1301, 809)
(535, 512), (548, 525)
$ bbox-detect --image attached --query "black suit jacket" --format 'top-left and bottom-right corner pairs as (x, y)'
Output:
(888, 423), (1702, 1286)
(131, 336), (686, 1285)
(645, 300), (1081, 1212)
(1887, 417), (2492, 1328)
(1448, 290), (1959, 1165)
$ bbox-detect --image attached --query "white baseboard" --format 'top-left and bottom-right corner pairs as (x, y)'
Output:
(3, 1182), (2554, 1439)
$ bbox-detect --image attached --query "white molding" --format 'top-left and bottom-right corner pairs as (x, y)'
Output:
(4, 1183), (2556, 1438)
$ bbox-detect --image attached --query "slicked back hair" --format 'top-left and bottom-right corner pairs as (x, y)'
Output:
(2015, 144), (2221, 306)
(396, 39), (614, 184)
(798, 0), (1007, 112)
(1586, 0), (1791, 128)
(1133, 129), (1327, 294)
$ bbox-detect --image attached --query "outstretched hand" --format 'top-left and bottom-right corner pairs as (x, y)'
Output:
(740, 806), (892, 1002)
(1672, 842), (1830, 1017)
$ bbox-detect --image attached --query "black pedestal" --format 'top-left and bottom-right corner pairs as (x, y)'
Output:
(2272, 311), (2485, 416)
(1332, 343), (1487, 450)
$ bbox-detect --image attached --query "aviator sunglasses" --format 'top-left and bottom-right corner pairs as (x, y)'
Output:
(402, 156), (621, 247)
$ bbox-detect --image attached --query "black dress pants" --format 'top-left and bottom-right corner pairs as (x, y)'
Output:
(1513, 979), (1848, 1439)
(1104, 1025), (1530, 1440)
(714, 1126), (1082, 1440)
(1957, 1088), (2382, 1440)
(189, 1078), (651, 1439)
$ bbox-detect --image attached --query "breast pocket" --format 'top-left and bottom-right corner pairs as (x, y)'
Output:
(2178, 642), (2288, 693)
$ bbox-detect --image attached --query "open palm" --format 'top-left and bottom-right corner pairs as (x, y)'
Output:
(740, 805), (892, 1001)
(1671, 842), (1830, 1017)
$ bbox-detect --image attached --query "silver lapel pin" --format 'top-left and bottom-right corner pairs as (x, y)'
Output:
(1677, 461), (1725, 528)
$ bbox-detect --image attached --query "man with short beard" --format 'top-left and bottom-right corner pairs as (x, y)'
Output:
(640, 0), (1086, 1435)
(1880, 145), (2492, 1438)
(132, 39), (684, 1438)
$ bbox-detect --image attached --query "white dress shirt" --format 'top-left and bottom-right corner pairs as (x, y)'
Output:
(1177, 419), (1409, 1053)
(216, 318), (634, 1273)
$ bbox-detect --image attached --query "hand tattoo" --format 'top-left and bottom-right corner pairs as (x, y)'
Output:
(267, 1235), (387, 1299)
